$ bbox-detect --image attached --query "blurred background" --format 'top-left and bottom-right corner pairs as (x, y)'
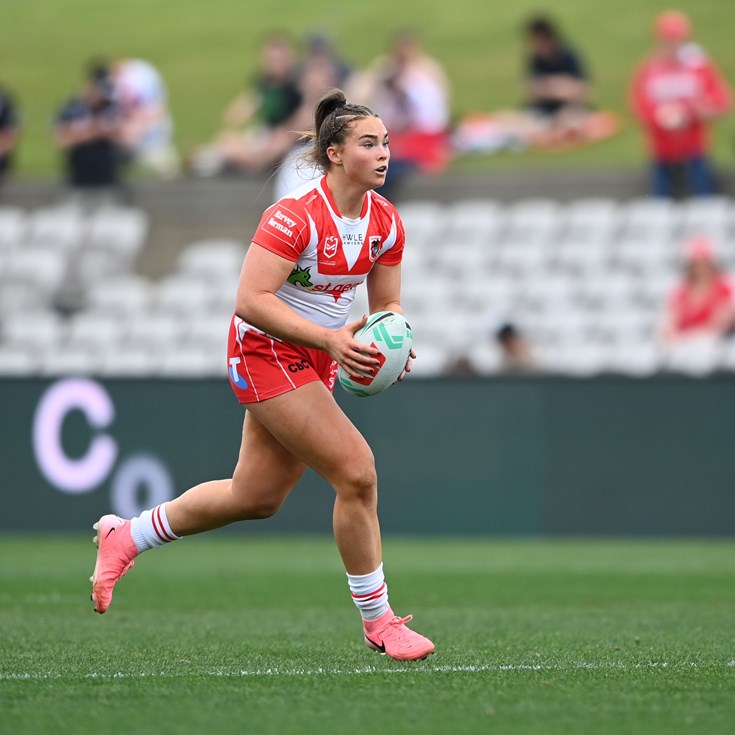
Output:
(2, 0), (735, 535)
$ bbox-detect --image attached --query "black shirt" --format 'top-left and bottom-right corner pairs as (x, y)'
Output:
(255, 75), (303, 128)
(527, 47), (587, 116)
(55, 96), (122, 187)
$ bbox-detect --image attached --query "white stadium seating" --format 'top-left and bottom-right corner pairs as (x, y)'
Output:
(1, 198), (735, 377)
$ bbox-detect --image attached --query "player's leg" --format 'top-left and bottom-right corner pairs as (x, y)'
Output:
(91, 410), (306, 613)
(245, 381), (434, 660)
(164, 410), (307, 534)
(245, 381), (380, 574)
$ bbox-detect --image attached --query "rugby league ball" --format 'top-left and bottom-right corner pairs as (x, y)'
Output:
(338, 311), (413, 397)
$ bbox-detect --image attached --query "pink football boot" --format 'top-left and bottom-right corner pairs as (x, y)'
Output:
(363, 609), (435, 661)
(90, 514), (138, 614)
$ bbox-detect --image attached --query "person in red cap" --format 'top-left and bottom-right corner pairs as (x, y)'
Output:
(662, 236), (735, 342)
(629, 10), (732, 197)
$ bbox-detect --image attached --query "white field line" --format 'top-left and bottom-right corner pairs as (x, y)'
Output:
(2, 661), (734, 681)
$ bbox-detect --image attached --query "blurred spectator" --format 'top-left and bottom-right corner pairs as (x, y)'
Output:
(272, 35), (353, 199)
(453, 16), (616, 156)
(629, 11), (733, 198)
(54, 62), (124, 191)
(524, 15), (591, 143)
(661, 236), (735, 343)
(496, 322), (536, 374)
(304, 33), (352, 89)
(445, 356), (477, 377)
(0, 85), (20, 183)
(112, 58), (180, 178)
(191, 32), (303, 176)
(352, 29), (451, 193)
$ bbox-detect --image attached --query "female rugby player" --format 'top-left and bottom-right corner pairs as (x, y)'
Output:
(90, 89), (434, 662)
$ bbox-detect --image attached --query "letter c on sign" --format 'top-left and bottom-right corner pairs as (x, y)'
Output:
(32, 378), (118, 494)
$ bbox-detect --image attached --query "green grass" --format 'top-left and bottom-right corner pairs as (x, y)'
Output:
(1, 536), (734, 734)
(2, 0), (735, 176)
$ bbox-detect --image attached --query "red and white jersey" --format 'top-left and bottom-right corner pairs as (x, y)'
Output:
(248, 176), (405, 330)
(629, 46), (732, 161)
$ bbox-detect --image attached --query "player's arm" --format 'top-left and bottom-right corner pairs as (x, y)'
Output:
(366, 261), (415, 379)
(236, 243), (380, 377)
(366, 261), (403, 315)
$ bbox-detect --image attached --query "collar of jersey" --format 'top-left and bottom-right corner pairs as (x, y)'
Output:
(319, 176), (372, 224)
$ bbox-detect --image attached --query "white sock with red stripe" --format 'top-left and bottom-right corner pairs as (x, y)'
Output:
(129, 503), (181, 553)
(347, 563), (390, 621)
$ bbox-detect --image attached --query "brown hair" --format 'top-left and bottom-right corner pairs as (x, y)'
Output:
(305, 88), (377, 170)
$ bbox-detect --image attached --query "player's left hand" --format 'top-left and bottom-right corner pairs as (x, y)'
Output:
(397, 349), (416, 382)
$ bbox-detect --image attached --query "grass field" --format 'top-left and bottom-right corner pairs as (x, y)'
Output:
(1, 536), (734, 734)
(1, 0), (735, 176)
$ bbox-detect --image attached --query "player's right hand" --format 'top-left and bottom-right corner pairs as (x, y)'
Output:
(324, 315), (382, 379)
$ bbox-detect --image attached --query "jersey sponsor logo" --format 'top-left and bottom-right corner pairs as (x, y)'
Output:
(228, 357), (248, 389)
(259, 205), (307, 249)
(287, 265), (313, 287)
(323, 235), (339, 258)
(647, 73), (700, 101)
(369, 236), (382, 261)
(312, 281), (362, 302)
(287, 359), (311, 373)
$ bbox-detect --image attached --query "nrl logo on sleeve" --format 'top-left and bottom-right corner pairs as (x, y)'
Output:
(323, 235), (339, 258)
(369, 236), (382, 261)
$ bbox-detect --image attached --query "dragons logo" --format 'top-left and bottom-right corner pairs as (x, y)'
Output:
(287, 265), (313, 288)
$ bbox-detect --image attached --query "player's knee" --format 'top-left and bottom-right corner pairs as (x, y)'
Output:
(334, 453), (377, 502)
(242, 498), (283, 520)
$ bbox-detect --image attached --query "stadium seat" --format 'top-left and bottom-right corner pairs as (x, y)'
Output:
(444, 200), (505, 244)
(0, 281), (52, 315)
(28, 205), (86, 251)
(87, 206), (148, 256)
(680, 196), (731, 238)
(153, 275), (215, 314)
(465, 341), (503, 375)
(159, 346), (224, 377)
(0, 345), (36, 375)
(397, 201), (446, 246)
(563, 198), (620, 240)
(98, 347), (162, 376)
(506, 199), (561, 240)
(588, 310), (656, 346)
(122, 313), (179, 349)
(182, 314), (230, 358)
(0, 207), (28, 250)
(66, 311), (123, 352)
(402, 341), (447, 377)
(553, 238), (611, 276)
(718, 340), (735, 372)
(4, 247), (69, 292)
(545, 340), (609, 377)
(86, 275), (153, 314)
(621, 198), (680, 239)
(40, 346), (100, 376)
(176, 240), (248, 279)
(75, 247), (138, 286)
(0, 309), (66, 349)
(663, 336), (722, 377)
(202, 273), (240, 314)
(494, 238), (553, 277)
(606, 342), (662, 377)
(346, 286), (370, 323)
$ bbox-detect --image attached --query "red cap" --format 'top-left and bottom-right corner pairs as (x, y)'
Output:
(685, 235), (715, 262)
(654, 11), (692, 42)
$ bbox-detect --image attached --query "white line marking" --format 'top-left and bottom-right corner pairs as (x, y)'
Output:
(1, 661), (733, 681)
